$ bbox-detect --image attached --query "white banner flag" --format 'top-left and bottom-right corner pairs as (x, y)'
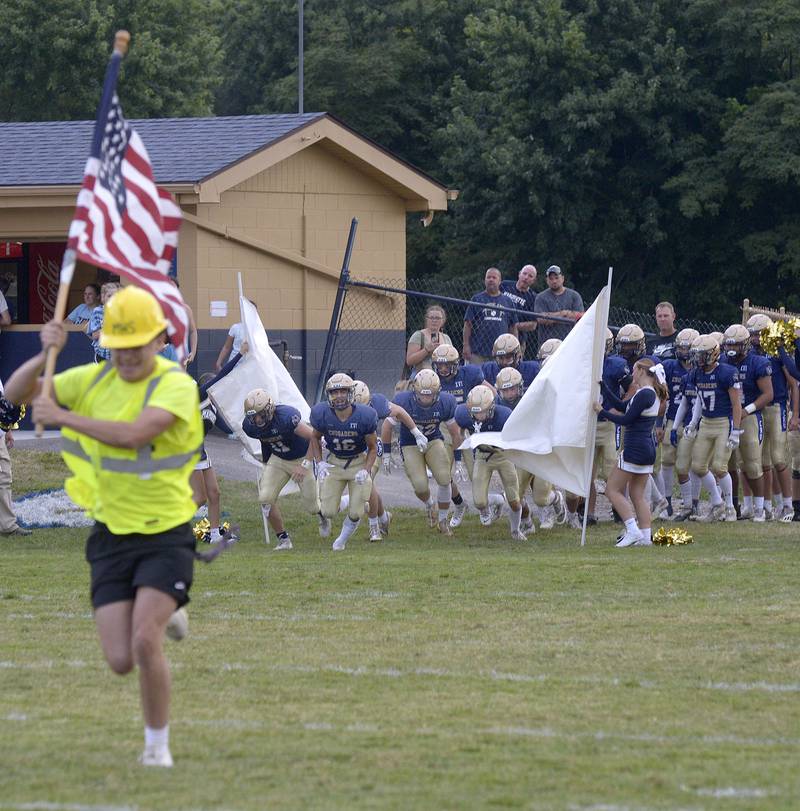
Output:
(460, 283), (610, 497)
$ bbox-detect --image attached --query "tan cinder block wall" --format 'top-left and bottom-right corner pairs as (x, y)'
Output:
(192, 144), (407, 331)
(0, 206), (72, 239)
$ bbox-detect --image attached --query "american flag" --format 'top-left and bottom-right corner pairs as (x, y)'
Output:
(67, 50), (189, 360)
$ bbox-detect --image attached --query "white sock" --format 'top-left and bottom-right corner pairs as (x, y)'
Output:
(690, 471), (702, 501)
(510, 507), (521, 532)
(337, 516), (359, 542)
(754, 496), (764, 510)
(144, 725), (169, 749)
(488, 493), (504, 508)
(701, 472), (722, 505)
(624, 517), (640, 534)
(438, 508), (448, 522)
(783, 496), (793, 509)
(719, 473), (733, 506)
(642, 527), (652, 541)
(743, 495), (753, 510)
(379, 511), (390, 523)
(368, 516), (380, 530)
(652, 471), (665, 499)
(679, 479), (692, 508)
(661, 466), (674, 497)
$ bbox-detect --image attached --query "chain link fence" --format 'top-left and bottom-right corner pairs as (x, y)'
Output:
(324, 276), (727, 400)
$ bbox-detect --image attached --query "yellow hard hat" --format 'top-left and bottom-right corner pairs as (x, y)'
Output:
(100, 286), (168, 349)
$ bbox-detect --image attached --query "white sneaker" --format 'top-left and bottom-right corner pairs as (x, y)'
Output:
(616, 531), (645, 547)
(379, 511), (392, 536)
(780, 509), (794, 523)
(274, 537), (293, 550)
(652, 497), (669, 517)
(479, 509), (493, 527)
(739, 505), (754, 520)
(594, 478), (606, 495)
(140, 745), (173, 767)
(551, 490), (567, 524)
(634, 536), (653, 546)
(752, 509), (766, 523)
(369, 524), (383, 542)
(165, 607), (188, 642)
(449, 502), (468, 528)
(696, 503), (726, 523)
(318, 515), (331, 538)
(332, 537), (348, 551)
(427, 502), (437, 528)
(209, 528), (222, 544)
(724, 505), (738, 522)
(539, 506), (555, 530)
(774, 504), (789, 521)
(511, 529), (527, 541)
(764, 504), (774, 520)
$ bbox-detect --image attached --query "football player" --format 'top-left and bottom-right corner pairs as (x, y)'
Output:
(242, 389), (327, 550)
(307, 374), (379, 551)
(747, 314), (800, 521)
(455, 385), (527, 540)
(537, 338), (562, 365)
(352, 379), (427, 541)
(657, 328), (699, 517)
(684, 334), (742, 522)
(723, 323), (773, 521)
(383, 369), (461, 536)
(481, 333), (540, 387)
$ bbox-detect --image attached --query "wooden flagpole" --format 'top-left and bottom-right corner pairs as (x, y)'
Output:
(34, 31), (130, 436)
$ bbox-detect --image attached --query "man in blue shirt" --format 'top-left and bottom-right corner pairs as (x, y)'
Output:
(500, 264), (538, 357)
(463, 268), (519, 365)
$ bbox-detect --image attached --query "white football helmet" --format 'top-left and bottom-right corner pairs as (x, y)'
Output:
(604, 328), (614, 356)
(352, 380), (371, 405)
(675, 328), (699, 361)
(412, 368), (441, 407)
(495, 367), (523, 406)
(244, 388), (275, 426)
(326, 373), (355, 409)
(723, 324), (750, 361)
(466, 384), (496, 422)
(538, 338), (562, 365)
(492, 333), (521, 367)
(615, 324), (646, 361)
(746, 313), (773, 334)
(431, 345), (460, 380)
(693, 334), (721, 369)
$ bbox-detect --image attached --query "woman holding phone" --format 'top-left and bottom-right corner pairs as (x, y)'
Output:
(405, 305), (453, 377)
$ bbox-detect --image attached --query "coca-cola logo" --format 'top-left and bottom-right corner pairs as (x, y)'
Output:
(35, 252), (60, 321)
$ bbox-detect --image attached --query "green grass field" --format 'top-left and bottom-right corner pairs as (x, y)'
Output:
(2, 451), (799, 810)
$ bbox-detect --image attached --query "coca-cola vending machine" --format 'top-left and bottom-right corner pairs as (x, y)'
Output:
(28, 242), (66, 323)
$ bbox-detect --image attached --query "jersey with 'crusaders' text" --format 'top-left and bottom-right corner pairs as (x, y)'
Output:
(687, 363), (739, 418)
(242, 404), (308, 461)
(434, 364), (484, 404)
(310, 402), (378, 458)
(392, 390), (457, 446)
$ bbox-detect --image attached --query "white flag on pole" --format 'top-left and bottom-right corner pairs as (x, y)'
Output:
(460, 283), (611, 497)
(208, 295), (310, 459)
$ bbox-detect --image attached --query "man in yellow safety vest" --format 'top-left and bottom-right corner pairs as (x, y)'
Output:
(5, 286), (202, 768)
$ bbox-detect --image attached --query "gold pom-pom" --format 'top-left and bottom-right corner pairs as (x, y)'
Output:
(193, 518), (210, 542)
(653, 527), (693, 546)
(760, 318), (800, 357)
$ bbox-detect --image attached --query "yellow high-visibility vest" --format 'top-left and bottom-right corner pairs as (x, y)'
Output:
(54, 356), (202, 535)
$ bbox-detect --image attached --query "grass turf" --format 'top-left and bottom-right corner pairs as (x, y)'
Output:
(2, 451), (799, 810)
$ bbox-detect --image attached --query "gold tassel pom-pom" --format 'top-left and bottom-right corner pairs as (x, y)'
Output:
(760, 318), (800, 357)
(653, 527), (693, 546)
(193, 518), (211, 542)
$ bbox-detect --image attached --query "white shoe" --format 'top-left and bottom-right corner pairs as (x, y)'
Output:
(752, 509), (765, 523)
(165, 608), (188, 642)
(511, 529), (527, 541)
(140, 745), (173, 768)
(566, 511), (582, 530)
(427, 502), (437, 528)
(739, 506), (754, 520)
(634, 536), (653, 546)
(594, 478), (606, 495)
(379, 511), (392, 536)
(780, 509), (794, 523)
(539, 506), (555, 530)
(773, 504), (789, 521)
(274, 537), (293, 550)
(724, 505), (738, 522)
(318, 515), (331, 538)
(652, 497), (669, 517)
(616, 531), (645, 547)
(369, 524), (383, 542)
(332, 537), (348, 551)
(520, 516), (535, 534)
(696, 503), (726, 523)
(479, 509), (493, 527)
(489, 502), (503, 524)
(764, 504), (774, 520)
(209, 528), (222, 545)
(551, 490), (567, 524)
(449, 502), (468, 528)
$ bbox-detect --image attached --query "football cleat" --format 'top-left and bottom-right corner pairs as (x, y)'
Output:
(671, 508), (693, 522)
(566, 511), (582, 530)
(318, 515), (332, 538)
(752, 509), (766, 523)
(332, 537), (348, 551)
(489, 502), (503, 524)
(427, 502), (437, 528)
(140, 745), (173, 768)
(552, 490), (567, 524)
(437, 519), (453, 537)
(695, 503), (726, 523)
(738, 506), (754, 520)
(274, 537), (293, 550)
(479, 509), (493, 527)
(520, 516), (535, 534)
(379, 511), (392, 536)
(510, 529), (528, 542)
(724, 505), (738, 522)
(652, 497), (669, 518)
(780, 510), (794, 524)
(369, 524), (383, 542)
(539, 507), (555, 530)
(449, 502), (468, 528)
(634, 536), (653, 546)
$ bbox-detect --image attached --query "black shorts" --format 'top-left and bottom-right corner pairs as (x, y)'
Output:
(85, 521), (196, 610)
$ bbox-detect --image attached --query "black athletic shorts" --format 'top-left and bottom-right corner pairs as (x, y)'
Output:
(85, 521), (196, 609)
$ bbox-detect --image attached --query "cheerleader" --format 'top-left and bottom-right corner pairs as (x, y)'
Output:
(593, 358), (669, 547)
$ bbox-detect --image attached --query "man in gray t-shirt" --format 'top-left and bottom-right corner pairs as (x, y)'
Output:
(533, 266), (584, 343)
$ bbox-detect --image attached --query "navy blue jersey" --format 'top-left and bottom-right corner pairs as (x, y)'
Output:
(436, 364), (484, 404)
(600, 355), (630, 421)
(481, 359), (540, 388)
(310, 402), (378, 458)
(454, 402), (512, 434)
(734, 352), (772, 409)
(599, 387), (659, 466)
(393, 390), (457, 446)
(369, 393), (391, 420)
(662, 359), (692, 421)
(688, 363), (739, 418)
(243, 404), (309, 461)
(768, 355), (788, 405)
(464, 292), (519, 356)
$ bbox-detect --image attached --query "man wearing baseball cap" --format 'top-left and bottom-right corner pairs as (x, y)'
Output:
(533, 265), (584, 343)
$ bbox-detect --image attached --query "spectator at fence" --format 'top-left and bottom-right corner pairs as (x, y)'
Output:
(533, 266), (584, 344)
(67, 284), (101, 325)
(646, 301), (679, 360)
(501, 264), (538, 356)
(463, 268), (518, 365)
(405, 305), (453, 377)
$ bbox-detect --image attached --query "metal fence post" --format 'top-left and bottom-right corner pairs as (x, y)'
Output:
(314, 217), (358, 404)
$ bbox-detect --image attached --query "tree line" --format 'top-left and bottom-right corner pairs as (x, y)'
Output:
(2, 0), (799, 321)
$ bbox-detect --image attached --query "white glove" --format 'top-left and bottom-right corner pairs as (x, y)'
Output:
(382, 456), (392, 475)
(411, 428), (428, 452)
(683, 424), (698, 440)
(316, 461), (331, 481)
(454, 461), (468, 482)
(726, 428), (743, 450)
(355, 468), (369, 485)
